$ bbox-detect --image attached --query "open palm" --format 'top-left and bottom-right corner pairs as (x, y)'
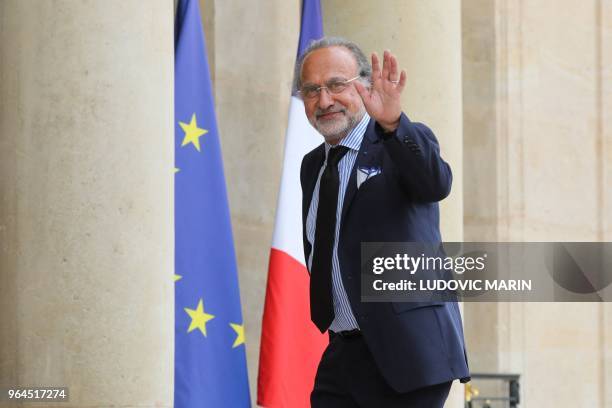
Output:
(354, 50), (406, 132)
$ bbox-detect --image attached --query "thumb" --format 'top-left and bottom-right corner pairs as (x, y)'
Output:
(354, 80), (369, 103)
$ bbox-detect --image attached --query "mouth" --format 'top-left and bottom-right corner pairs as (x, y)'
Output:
(316, 111), (345, 120)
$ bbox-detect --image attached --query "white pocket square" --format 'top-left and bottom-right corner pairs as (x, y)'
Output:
(357, 166), (382, 189)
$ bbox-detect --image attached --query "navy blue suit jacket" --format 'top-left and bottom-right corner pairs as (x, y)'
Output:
(300, 113), (470, 393)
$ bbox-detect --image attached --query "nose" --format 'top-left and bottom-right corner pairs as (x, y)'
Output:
(316, 87), (334, 110)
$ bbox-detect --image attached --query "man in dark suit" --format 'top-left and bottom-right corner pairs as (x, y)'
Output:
(297, 37), (470, 407)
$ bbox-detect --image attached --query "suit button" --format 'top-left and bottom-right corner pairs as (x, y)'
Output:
(347, 275), (352, 280)
(403, 137), (410, 144)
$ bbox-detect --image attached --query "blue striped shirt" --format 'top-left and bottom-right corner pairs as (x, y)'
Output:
(306, 112), (370, 332)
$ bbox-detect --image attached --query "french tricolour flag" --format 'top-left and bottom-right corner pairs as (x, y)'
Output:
(257, 1), (328, 407)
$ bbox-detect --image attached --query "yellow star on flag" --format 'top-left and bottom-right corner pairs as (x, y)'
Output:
(174, 167), (180, 173)
(185, 299), (215, 336)
(230, 323), (245, 348)
(179, 113), (208, 152)
(174, 274), (182, 282)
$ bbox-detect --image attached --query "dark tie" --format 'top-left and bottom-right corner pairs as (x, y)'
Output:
(310, 145), (349, 333)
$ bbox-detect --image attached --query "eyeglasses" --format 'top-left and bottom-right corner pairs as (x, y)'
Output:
(299, 75), (361, 99)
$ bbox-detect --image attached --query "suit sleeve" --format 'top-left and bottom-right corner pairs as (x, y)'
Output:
(376, 112), (453, 202)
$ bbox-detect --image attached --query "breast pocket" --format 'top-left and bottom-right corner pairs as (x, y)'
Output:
(356, 172), (387, 196)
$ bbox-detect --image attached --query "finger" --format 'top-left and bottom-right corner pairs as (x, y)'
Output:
(381, 50), (390, 81)
(371, 52), (381, 79)
(396, 70), (407, 93)
(389, 53), (399, 82)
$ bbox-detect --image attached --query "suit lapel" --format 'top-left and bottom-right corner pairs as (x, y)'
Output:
(302, 144), (325, 236)
(339, 119), (380, 229)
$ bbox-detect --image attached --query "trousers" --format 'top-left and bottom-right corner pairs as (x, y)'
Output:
(311, 331), (452, 408)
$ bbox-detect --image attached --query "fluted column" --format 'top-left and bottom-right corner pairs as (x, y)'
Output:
(0, 1), (174, 406)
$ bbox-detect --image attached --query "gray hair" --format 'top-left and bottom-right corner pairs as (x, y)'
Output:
(293, 37), (372, 94)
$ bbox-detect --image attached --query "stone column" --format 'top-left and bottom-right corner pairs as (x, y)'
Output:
(0, 1), (174, 407)
(322, 2), (465, 405)
(462, 0), (612, 406)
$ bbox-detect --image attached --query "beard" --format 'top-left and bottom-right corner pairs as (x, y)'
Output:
(310, 105), (365, 144)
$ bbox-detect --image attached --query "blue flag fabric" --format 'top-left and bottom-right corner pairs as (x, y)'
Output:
(174, 0), (250, 406)
(297, 0), (323, 57)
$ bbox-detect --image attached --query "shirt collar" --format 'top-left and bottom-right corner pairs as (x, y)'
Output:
(324, 112), (370, 155)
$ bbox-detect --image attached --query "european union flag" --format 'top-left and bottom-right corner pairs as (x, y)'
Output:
(174, 0), (250, 406)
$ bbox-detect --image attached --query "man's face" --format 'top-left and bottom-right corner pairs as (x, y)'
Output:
(300, 46), (366, 144)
